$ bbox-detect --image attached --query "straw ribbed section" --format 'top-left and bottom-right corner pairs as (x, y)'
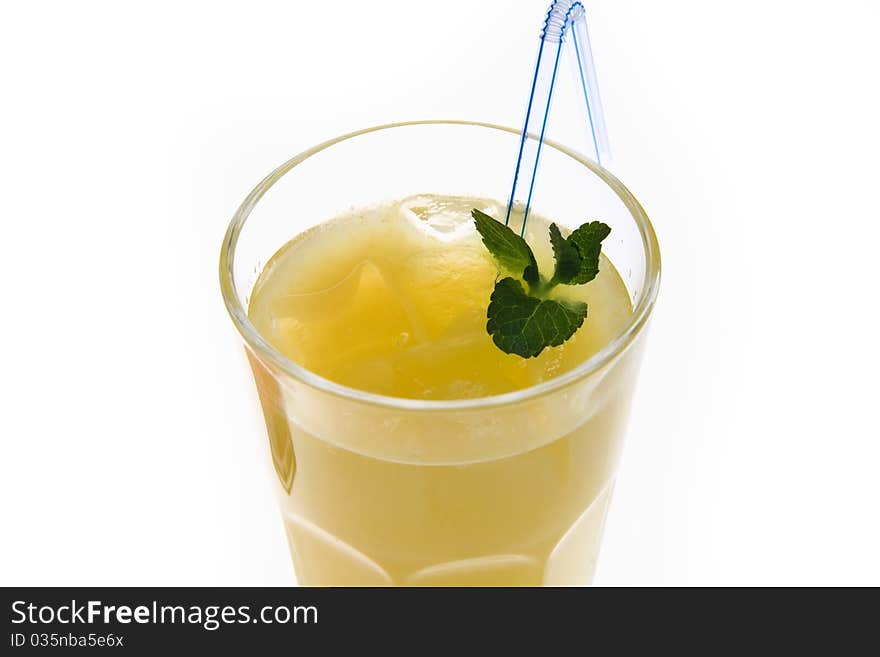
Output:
(540, 0), (585, 42)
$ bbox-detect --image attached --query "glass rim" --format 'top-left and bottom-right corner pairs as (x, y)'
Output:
(219, 119), (661, 411)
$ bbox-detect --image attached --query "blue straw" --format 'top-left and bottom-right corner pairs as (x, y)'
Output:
(505, 1), (611, 236)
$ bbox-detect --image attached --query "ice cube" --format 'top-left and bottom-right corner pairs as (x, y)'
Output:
(389, 327), (527, 399)
(262, 260), (429, 381)
(395, 243), (495, 339)
(268, 259), (367, 322)
(399, 194), (503, 243)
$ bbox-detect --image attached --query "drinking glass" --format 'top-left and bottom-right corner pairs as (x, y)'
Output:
(220, 120), (660, 585)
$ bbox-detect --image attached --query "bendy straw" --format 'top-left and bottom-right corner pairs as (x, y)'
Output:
(506, 1), (611, 235)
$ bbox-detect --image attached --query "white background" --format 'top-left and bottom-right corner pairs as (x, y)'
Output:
(2, 0), (878, 586)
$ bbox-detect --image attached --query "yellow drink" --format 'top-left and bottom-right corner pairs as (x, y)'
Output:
(247, 194), (636, 585)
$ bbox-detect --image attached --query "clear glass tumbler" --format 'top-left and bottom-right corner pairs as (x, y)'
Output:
(220, 121), (660, 586)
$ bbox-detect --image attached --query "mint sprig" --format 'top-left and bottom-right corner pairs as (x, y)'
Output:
(471, 209), (611, 358)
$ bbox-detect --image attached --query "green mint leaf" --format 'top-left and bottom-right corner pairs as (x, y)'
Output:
(472, 208), (539, 284)
(548, 222), (582, 284)
(565, 221), (612, 285)
(486, 277), (588, 358)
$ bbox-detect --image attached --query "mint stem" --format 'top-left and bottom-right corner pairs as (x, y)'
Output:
(529, 275), (560, 298)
